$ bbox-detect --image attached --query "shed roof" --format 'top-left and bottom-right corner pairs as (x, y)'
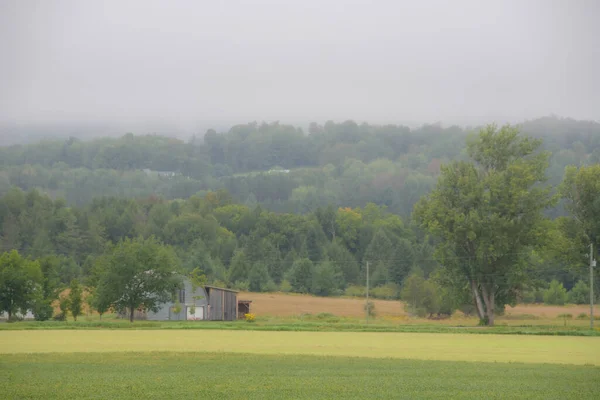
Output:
(204, 285), (239, 293)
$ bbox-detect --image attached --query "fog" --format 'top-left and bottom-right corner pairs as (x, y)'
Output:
(1, 0), (599, 135)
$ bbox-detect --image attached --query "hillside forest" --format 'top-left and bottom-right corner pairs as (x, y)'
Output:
(0, 116), (599, 325)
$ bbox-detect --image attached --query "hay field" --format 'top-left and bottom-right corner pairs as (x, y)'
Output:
(239, 292), (597, 319)
(239, 292), (406, 317)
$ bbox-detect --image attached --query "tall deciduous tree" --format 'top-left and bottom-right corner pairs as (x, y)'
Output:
(95, 237), (181, 322)
(559, 164), (600, 265)
(0, 250), (43, 320)
(68, 279), (83, 321)
(414, 125), (553, 325)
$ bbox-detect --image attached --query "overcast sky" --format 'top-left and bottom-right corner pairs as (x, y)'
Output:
(1, 0), (599, 133)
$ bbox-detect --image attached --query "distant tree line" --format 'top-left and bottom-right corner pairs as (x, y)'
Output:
(1, 117), (599, 217)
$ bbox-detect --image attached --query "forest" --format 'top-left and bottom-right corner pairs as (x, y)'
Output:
(0, 116), (599, 325)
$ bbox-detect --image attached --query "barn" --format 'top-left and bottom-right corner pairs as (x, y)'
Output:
(146, 280), (241, 321)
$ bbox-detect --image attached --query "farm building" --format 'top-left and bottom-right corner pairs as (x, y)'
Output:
(146, 280), (243, 321)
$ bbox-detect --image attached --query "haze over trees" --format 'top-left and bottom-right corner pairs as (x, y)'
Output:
(0, 117), (598, 325)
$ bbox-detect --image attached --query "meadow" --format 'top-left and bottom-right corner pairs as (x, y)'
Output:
(2, 352), (599, 399)
(2, 293), (600, 399)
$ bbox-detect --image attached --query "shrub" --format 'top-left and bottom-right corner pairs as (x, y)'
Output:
(371, 283), (400, 300)
(568, 280), (589, 305)
(557, 313), (573, 319)
(543, 280), (568, 306)
(401, 273), (441, 317)
(577, 313), (588, 320)
(345, 285), (365, 297)
(232, 281), (250, 292)
(520, 287), (545, 304)
(263, 280), (279, 293)
(32, 300), (54, 321)
(279, 279), (292, 293)
(364, 301), (376, 318)
(245, 313), (256, 322)
(315, 312), (336, 320)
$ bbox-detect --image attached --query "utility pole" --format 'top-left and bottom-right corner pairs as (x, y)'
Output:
(366, 261), (370, 324)
(591, 243), (596, 330)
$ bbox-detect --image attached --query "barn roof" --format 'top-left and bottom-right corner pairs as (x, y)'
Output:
(204, 285), (239, 293)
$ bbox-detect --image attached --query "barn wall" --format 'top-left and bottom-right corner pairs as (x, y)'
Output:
(207, 287), (237, 321)
(147, 279), (209, 321)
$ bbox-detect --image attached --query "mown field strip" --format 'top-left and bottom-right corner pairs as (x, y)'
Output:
(2, 352), (599, 400)
(1, 330), (599, 365)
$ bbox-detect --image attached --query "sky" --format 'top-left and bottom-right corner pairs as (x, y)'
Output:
(1, 0), (599, 134)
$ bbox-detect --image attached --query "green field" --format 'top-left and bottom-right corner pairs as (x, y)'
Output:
(2, 330), (600, 365)
(2, 352), (599, 399)
(1, 330), (599, 399)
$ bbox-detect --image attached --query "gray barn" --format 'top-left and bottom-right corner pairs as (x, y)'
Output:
(146, 280), (239, 321)
(205, 286), (238, 321)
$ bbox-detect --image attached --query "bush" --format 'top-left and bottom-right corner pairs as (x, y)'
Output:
(344, 285), (365, 297)
(263, 280), (279, 293)
(364, 301), (376, 318)
(577, 313), (588, 320)
(315, 312), (336, 320)
(371, 283), (400, 300)
(245, 313), (256, 322)
(53, 312), (66, 321)
(568, 280), (589, 305)
(520, 287), (545, 304)
(557, 313), (573, 319)
(32, 300), (54, 321)
(232, 281), (250, 292)
(543, 280), (568, 305)
(279, 279), (292, 293)
(401, 273), (441, 317)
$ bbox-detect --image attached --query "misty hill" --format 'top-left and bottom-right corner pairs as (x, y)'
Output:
(0, 116), (599, 216)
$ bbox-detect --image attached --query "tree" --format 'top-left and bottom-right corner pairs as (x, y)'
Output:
(286, 258), (314, 293)
(559, 164), (600, 281)
(0, 250), (43, 320)
(68, 279), (83, 321)
(543, 279), (568, 305)
(414, 125), (553, 325)
(569, 280), (589, 305)
(32, 256), (61, 321)
(311, 261), (341, 296)
(248, 263), (270, 292)
(95, 236), (181, 322)
(228, 249), (250, 284)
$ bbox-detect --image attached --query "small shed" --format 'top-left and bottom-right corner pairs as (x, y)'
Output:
(146, 281), (241, 321)
(237, 300), (253, 319)
(205, 286), (238, 321)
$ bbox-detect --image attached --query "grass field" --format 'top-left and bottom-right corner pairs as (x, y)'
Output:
(2, 330), (599, 365)
(2, 330), (599, 399)
(2, 352), (599, 399)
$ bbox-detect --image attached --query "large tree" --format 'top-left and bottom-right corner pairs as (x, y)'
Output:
(558, 164), (600, 287)
(0, 250), (43, 320)
(95, 236), (181, 322)
(414, 125), (553, 325)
